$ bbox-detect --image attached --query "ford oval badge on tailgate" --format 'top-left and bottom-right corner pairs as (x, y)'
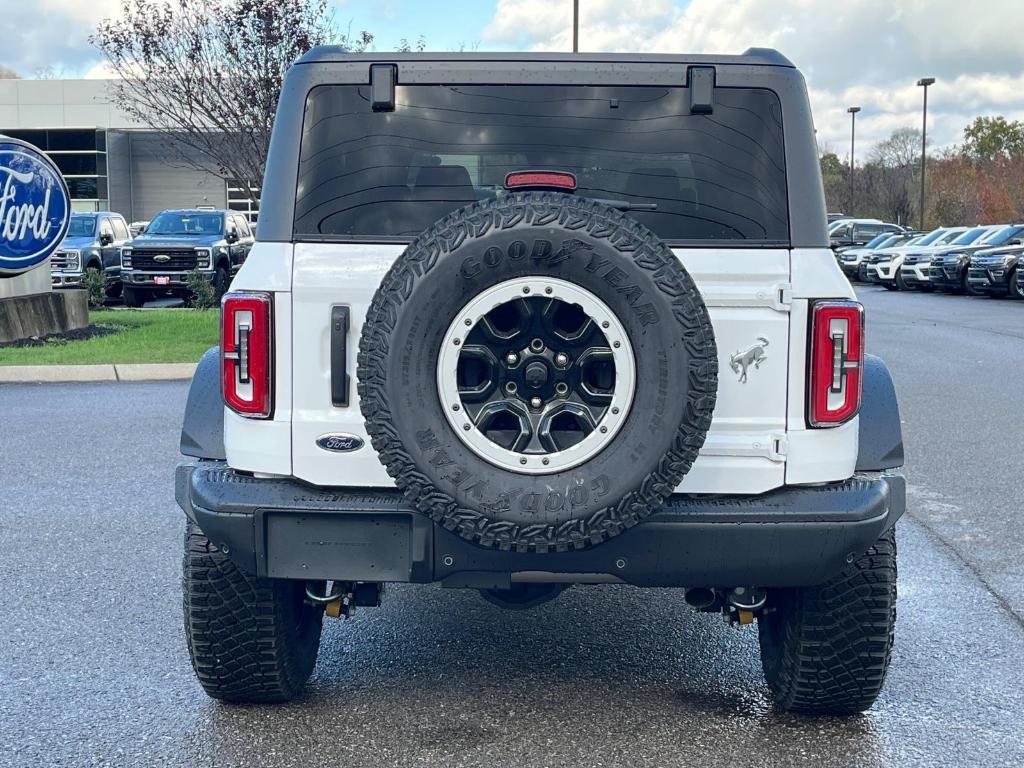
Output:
(316, 433), (364, 453)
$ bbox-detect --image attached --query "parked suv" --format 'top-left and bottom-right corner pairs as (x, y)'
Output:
(867, 226), (965, 288)
(120, 209), (254, 307)
(899, 225), (1005, 291)
(174, 50), (904, 715)
(967, 243), (1024, 298)
(829, 219), (903, 249)
(930, 225), (1024, 293)
(836, 231), (919, 281)
(50, 211), (131, 296)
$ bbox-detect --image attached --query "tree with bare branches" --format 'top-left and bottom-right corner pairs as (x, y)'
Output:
(91, 0), (372, 200)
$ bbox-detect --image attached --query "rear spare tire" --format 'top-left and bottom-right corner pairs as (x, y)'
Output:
(358, 192), (717, 552)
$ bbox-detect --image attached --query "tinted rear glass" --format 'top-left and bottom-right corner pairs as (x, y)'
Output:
(295, 84), (789, 244)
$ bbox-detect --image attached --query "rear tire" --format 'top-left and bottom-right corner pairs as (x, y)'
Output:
(123, 286), (147, 308)
(183, 522), (323, 703)
(758, 526), (897, 715)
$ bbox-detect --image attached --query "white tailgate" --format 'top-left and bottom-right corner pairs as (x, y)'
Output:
(287, 244), (792, 494)
(674, 248), (790, 493)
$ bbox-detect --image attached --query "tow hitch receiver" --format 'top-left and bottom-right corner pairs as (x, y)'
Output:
(306, 581), (384, 619)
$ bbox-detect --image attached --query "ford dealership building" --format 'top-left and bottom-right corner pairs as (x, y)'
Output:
(0, 78), (259, 224)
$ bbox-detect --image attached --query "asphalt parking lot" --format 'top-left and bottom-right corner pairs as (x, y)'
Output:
(2, 285), (1023, 768)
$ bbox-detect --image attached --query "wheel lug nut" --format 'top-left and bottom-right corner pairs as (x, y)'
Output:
(506, 352), (518, 365)
(530, 339), (544, 353)
(505, 382), (517, 394)
(555, 382), (568, 395)
(555, 353), (569, 367)
(530, 396), (542, 409)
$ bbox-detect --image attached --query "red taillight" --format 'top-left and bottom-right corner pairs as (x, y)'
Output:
(504, 171), (577, 191)
(222, 292), (273, 419)
(808, 300), (863, 427)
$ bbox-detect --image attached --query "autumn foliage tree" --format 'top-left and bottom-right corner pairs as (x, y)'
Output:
(91, 0), (372, 199)
(822, 117), (1024, 228)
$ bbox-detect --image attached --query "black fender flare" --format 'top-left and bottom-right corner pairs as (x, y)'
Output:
(180, 347), (226, 460)
(856, 355), (904, 471)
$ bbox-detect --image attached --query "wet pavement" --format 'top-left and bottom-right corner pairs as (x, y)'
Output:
(1, 285), (1022, 767)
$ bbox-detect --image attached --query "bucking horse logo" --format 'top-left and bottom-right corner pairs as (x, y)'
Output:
(730, 337), (769, 383)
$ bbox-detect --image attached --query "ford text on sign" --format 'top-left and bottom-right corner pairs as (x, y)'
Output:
(0, 138), (71, 276)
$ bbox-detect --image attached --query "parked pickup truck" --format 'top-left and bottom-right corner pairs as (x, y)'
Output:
(50, 211), (131, 296)
(119, 209), (254, 307)
(174, 48), (905, 716)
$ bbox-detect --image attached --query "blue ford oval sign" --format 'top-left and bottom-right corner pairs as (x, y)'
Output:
(0, 138), (71, 276)
(316, 433), (365, 453)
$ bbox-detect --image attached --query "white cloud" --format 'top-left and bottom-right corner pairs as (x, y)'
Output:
(0, 0), (121, 77)
(482, 0), (1024, 160)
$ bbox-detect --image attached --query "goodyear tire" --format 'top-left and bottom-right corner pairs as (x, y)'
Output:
(358, 192), (717, 552)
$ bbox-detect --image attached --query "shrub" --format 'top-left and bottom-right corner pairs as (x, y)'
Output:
(81, 267), (108, 309)
(186, 269), (218, 310)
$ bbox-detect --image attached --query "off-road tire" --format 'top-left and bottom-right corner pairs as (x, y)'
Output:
(123, 286), (147, 308)
(358, 192), (717, 553)
(182, 521), (323, 703)
(758, 526), (897, 715)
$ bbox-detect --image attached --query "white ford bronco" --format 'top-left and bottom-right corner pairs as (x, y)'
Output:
(175, 49), (905, 715)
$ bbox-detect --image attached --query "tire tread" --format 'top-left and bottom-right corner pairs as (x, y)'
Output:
(182, 522), (322, 703)
(356, 192), (718, 552)
(759, 527), (897, 715)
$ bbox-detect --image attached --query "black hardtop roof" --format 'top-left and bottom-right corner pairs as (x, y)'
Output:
(257, 45), (828, 247)
(296, 47), (794, 68)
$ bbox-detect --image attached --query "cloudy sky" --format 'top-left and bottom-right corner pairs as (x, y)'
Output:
(3, 0), (1023, 162)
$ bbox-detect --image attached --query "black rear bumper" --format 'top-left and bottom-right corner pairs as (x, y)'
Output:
(175, 462), (905, 589)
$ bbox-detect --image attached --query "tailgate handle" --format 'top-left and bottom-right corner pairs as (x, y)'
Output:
(330, 306), (351, 407)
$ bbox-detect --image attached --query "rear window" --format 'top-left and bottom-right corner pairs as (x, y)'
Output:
(294, 84), (789, 244)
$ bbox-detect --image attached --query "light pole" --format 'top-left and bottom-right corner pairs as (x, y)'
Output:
(847, 106), (860, 214)
(917, 77), (935, 230)
(572, 0), (579, 52)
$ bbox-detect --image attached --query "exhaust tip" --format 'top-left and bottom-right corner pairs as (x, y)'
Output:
(684, 587), (720, 611)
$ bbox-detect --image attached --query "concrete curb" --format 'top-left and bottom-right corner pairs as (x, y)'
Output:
(0, 362), (197, 384)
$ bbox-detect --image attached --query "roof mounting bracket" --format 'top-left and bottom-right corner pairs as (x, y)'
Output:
(370, 63), (397, 112)
(687, 66), (716, 114)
